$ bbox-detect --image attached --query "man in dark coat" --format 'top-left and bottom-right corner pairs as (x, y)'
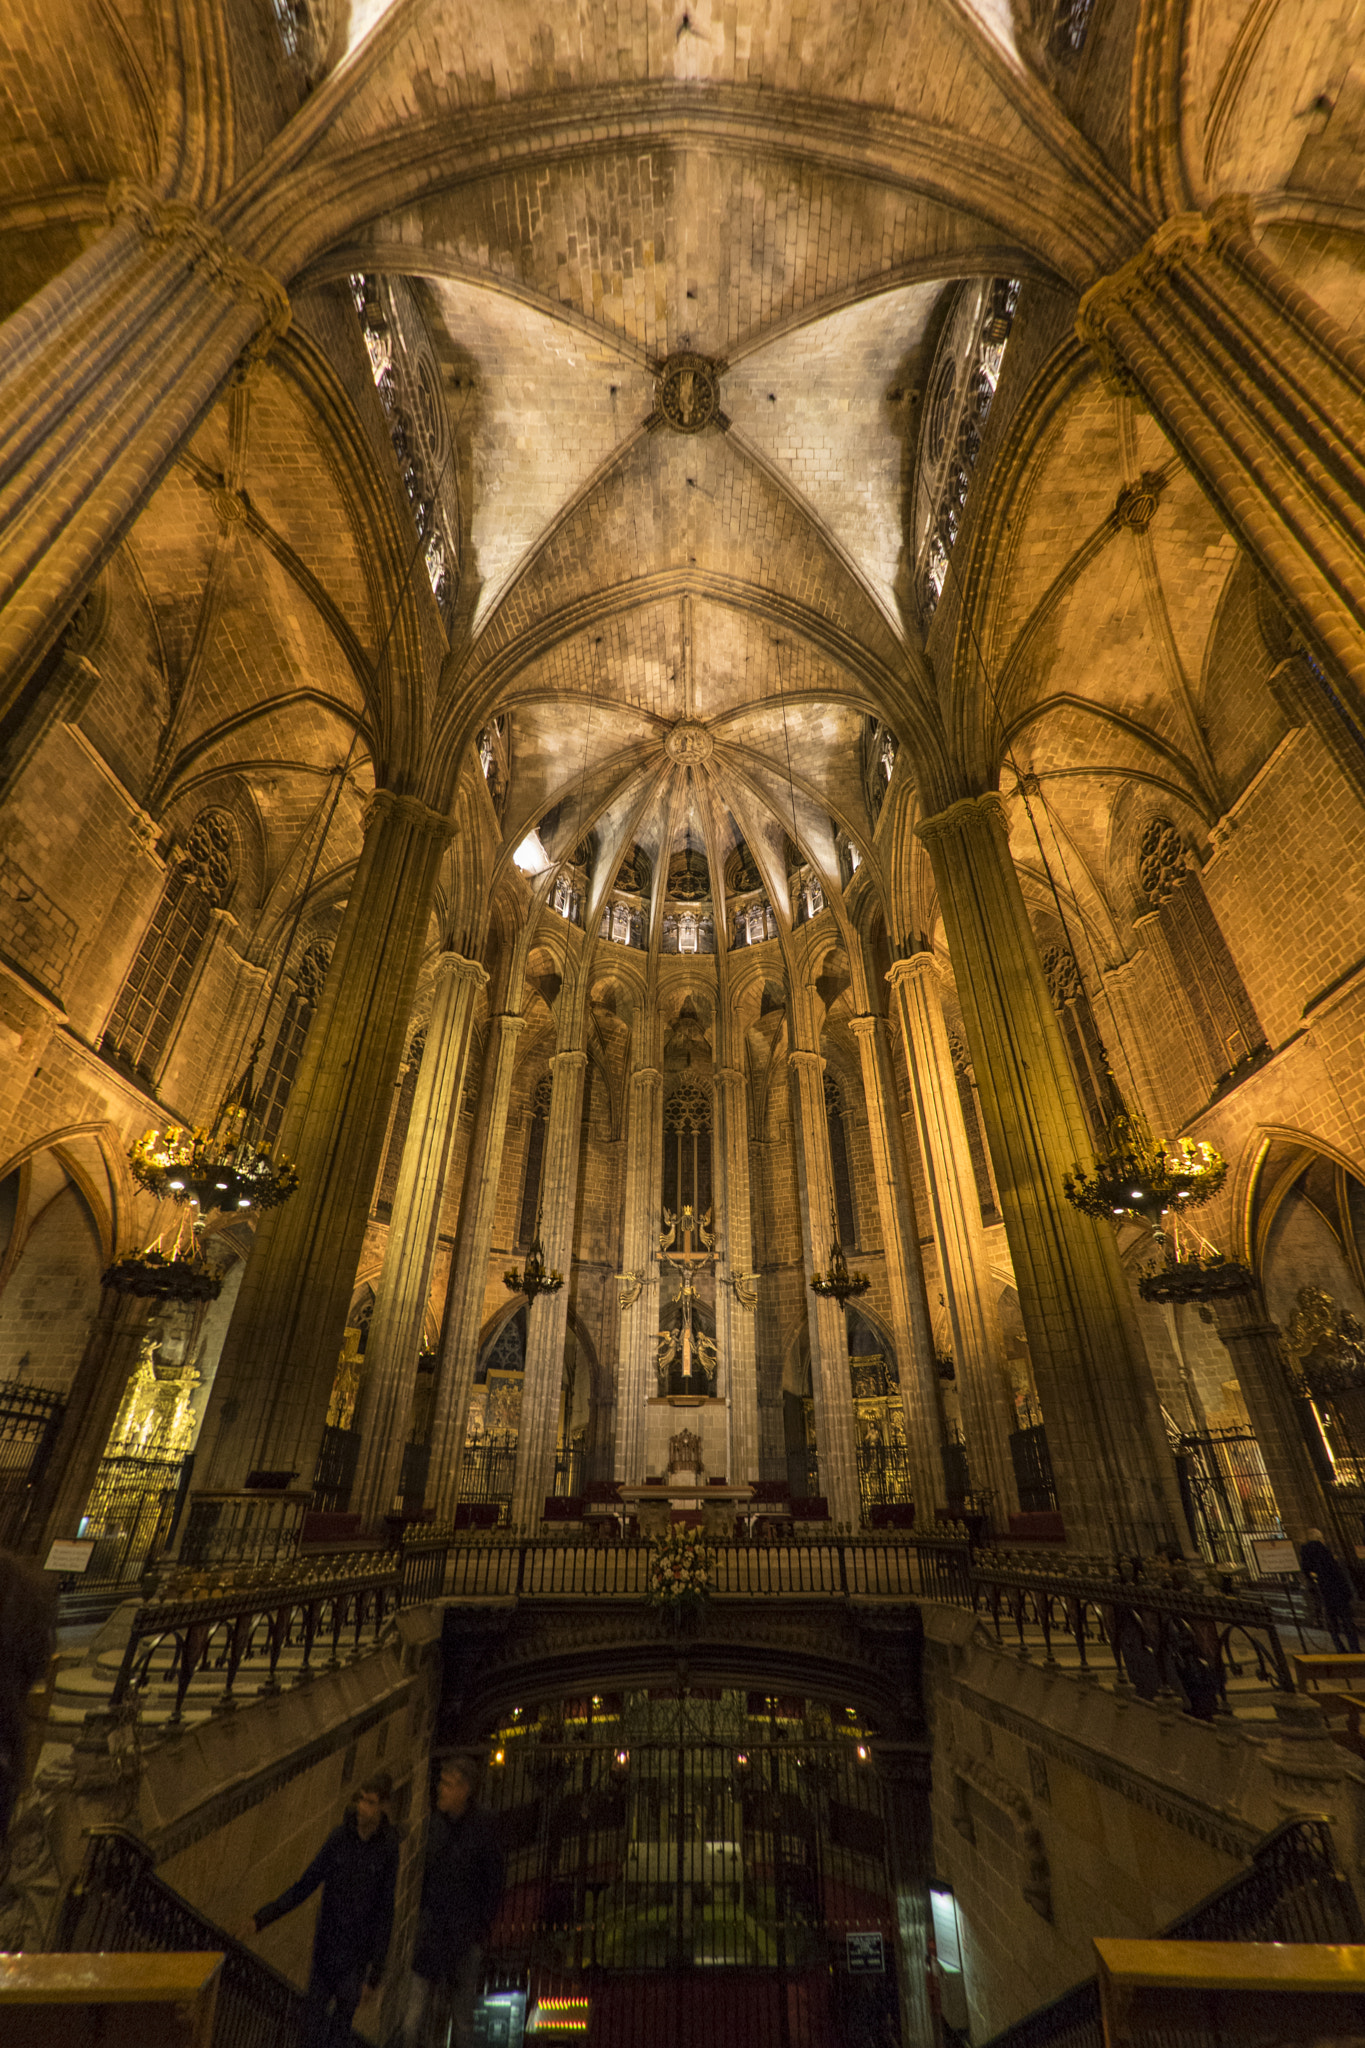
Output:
(1300, 1527), (1361, 1653)
(400, 1752), (505, 2048)
(251, 1769), (400, 2047)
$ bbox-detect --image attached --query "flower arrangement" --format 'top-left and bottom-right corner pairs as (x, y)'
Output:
(646, 1525), (713, 1618)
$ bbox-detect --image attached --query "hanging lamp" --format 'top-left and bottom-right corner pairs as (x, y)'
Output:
(811, 1209), (870, 1304)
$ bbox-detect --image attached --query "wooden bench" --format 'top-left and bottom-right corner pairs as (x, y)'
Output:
(1292, 1651), (1365, 1693)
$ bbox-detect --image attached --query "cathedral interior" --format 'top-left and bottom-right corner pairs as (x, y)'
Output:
(4, 1), (1365, 2043)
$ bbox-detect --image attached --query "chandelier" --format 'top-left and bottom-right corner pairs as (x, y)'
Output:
(505, 1222), (564, 1301)
(1063, 1110), (1226, 1229)
(129, 1055), (300, 1214)
(102, 1218), (223, 1302)
(1136, 1210), (1250, 1304)
(811, 1210), (870, 1303)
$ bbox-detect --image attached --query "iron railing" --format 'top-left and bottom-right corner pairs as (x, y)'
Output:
(977, 1815), (1363, 2048)
(1175, 1425), (1280, 1571)
(55, 1825), (365, 2048)
(0, 1374), (64, 1547)
(105, 1537), (449, 1724)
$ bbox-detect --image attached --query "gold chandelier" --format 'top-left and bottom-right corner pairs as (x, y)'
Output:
(129, 1054), (300, 1214)
(1063, 1109), (1226, 1229)
(811, 1209), (870, 1303)
(505, 1213), (564, 1301)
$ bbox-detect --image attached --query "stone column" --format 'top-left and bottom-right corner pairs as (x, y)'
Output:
(350, 951), (487, 1526)
(1203, 1273), (1337, 1547)
(509, 1047), (587, 1531)
(846, 1013), (949, 1523)
(715, 1065), (760, 1488)
(197, 791), (451, 1497)
(0, 188), (289, 717)
(427, 1010), (526, 1523)
(886, 957), (1018, 1518)
(1079, 201), (1365, 789)
(614, 1062), (662, 1485)
(787, 1047), (862, 1529)
(917, 793), (1190, 1555)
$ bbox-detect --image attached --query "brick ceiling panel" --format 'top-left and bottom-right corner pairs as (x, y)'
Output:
(328, 0), (1036, 152)
(469, 428), (902, 684)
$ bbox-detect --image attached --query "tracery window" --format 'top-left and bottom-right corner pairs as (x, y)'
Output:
(662, 911), (715, 954)
(517, 1074), (554, 1247)
(824, 1073), (858, 1248)
(663, 1077), (713, 1221)
(1041, 941), (1122, 1145)
(551, 870), (584, 926)
(731, 899), (778, 948)
(103, 811), (236, 1083)
(1137, 820), (1266, 1082)
(255, 939), (331, 1148)
(347, 272), (457, 616)
(915, 278), (1022, 620)
(598, 899), (648, 949)
(792, 867), (825, 927)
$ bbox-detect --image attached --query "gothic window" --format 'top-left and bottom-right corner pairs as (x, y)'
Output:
(517, 1073), (554, 1247)
(551, 871), (583, 926)
(1053, 0), (1095, 56)
(1137, 819), (1266, 1081)
(916, 278), (1021, 620)
(824, 1073), (858, 1248)
(256, 939), (331, 1148)
(733, 899), (777, 948)
(103, 811), (236, 1083)
(662, 912), (716, 954)
(663, 1077), (713, 1221)
(793, 869), (825, 927)
(347, 271), (456, 615)
(1042, 941), (1122, 1143)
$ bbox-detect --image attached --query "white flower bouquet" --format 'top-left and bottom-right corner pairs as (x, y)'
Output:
(645, 1525), (714, 1614)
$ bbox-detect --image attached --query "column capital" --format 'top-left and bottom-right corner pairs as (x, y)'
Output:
(550, 1047), (588, 1072)
(628, 1064), (661, 1085)
(788, 1048), (826, 1077)
(432, 949), (488, 991)
(886, 952), (941, 991)
(494, 1010), (529, 1036)
(914, 790), (1009, 849)
(105, 179), (291, 339)
(713, 1064), (747, 1086)
(846, 1013), (885, 1043)
(361, 788), (455, 844)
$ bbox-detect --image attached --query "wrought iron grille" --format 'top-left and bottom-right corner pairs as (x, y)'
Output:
(1009, 1416), (1057, 1515)
(977, 1816), (1362, 2048)
(0, 1374), (63, 1547)
(1174, 1426), (1280, 1571)
(458, 1434), (518, 1522)
(478, 1689), (904, 2047)
(313, 1421), (360, 1513)
(78, 1442), (186, 1587)
(855, 1441), (915, 1515)
(56, 1825), (366, 2048)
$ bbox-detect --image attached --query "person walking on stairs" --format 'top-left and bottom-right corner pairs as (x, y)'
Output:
(249, 1768), (400, 2046)
(400, 1751), (505, 2048)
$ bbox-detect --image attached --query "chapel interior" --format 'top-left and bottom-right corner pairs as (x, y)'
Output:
(3, 1), (1365, 2043)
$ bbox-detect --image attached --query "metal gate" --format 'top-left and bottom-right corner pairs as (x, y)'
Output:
(1175, 1426), (1280, 1570)
(477, 1688), (903, 2048)
(77, 1443), (186, 1588)
(0, 1375), (63, 1547)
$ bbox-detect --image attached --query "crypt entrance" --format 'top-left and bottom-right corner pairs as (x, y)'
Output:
(472, 1683), (909, 2048)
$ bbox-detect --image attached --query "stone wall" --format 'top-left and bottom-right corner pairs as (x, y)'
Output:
(922, 1606), (1365, 2040)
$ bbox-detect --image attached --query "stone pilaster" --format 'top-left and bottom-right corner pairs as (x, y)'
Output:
(917, 792), (1190, 1555)
(1206, 1276), (1338, 1548)
(350, 950), (487, 1525)
(714, 1064), (760, 1488)
(1079, 200), (1365, 790)
(427, 1010), (526, 1523)
(787, 1046), (862, 1529)
(886, 957), (1018, 1518)
(846, 1012), (949, 1523)
(509, 1046), (587, 1530)
(196, 790), (451, 1497)
(0, 186), (289, 716)
(614, 1063), (661, 1484)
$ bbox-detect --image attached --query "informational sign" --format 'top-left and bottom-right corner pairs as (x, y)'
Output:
(43, 1538), (95, 1574)
(1250, 1537), (1300, 1578)
(846, 1932), (885, 1974)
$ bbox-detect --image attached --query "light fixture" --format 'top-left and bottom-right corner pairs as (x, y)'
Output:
(811, 1208), (870, 1303)
(504, 1209), (564, 1300)
(130, 1062), (300, 1214)
(1063, 1109), (1226, 1231)
(514, 829), (549, 872)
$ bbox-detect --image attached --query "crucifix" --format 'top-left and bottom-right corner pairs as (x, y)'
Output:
(656, 1204), (721, 1398)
